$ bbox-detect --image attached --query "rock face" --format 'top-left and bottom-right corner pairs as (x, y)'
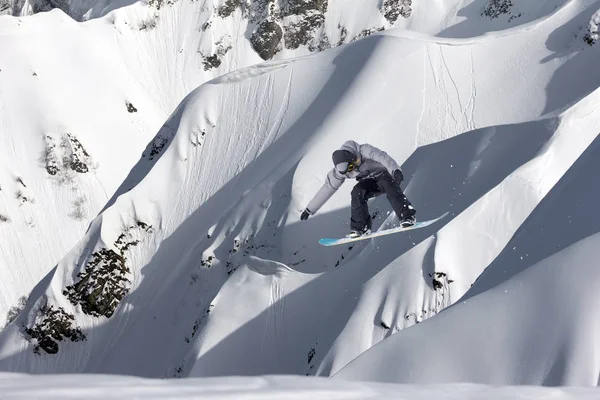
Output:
(23, 301), (86, 355)
(584, 9), (600, 46)
(251, 19), (284, 60)
(205, 0), (415, 62)
(381, 0), (412, 24)
(2, 0), (413, 63)
(63, 222), (153, 319)
(1, 0), (70, 17)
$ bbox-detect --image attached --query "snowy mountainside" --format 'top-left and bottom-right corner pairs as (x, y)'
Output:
(0, 0), (439, 324)
(0, 10), (167, 325)
(0, 0), (548, 326)
(1, 0), (599, 384)
(335, 89), (600, 385)
(191, 88), (600, 379)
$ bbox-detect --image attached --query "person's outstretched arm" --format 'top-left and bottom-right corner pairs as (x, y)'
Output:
(301, 168), (346, 220)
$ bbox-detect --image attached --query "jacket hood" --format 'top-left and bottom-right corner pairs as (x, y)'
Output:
(339, 140), (362, 164)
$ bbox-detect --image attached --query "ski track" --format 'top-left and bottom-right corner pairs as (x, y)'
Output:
(466, 49), (477, 131)
(261, 274), (285, 369)
(257, 65), (293, 157)
(415, 44), (428, 149)
(439, 44), (464, 122)
(428, 44), (458, 137)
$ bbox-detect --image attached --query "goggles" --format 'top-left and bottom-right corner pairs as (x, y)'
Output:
(337, 162), (356, 174)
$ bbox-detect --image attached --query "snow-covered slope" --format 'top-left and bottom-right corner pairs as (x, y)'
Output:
(1, 0), (600, 389)
(0, 0), (528, 327)
(2, 374), (600, 399)
(333, 85), (600, 386)
(0, 0), (456, 323)
(336, 235), (600, 386)
(0, 10), (168, 325)
(4, 374), (600, 399)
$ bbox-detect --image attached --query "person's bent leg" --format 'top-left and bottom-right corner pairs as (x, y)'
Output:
(350, 179), (379, 231)
(376, 172), (416, 220)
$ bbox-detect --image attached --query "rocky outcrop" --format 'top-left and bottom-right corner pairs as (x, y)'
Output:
(0, 0), (69, 16)
(44, 133), (93, 177)
(63, 222), (153, 319)
(481, 0), (513, 19)
(584, 9), (600, 46)
(380, 0), (412, 24)
(23, 301), (86, 355)
(211, 0), (413, 61)
(251, 19), (284, 60)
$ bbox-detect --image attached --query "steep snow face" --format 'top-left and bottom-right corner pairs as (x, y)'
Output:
(0, 0), (587, 327)
(0, 0), (538, 327)
(1, 0), (599, 382)
(336, 225), (600, 385)
(0, 0), (423, 324)
(0, 10), (169, 326)
(333, 89), (600, 385)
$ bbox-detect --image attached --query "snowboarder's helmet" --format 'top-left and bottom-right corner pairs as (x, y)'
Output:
(332, 149), (356, 174)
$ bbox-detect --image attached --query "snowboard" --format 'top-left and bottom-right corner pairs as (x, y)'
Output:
(318, 212), (449, 247)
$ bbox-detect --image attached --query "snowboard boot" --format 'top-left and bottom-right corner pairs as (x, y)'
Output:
(399, 214), (416, 228)
(347, 226), (371, 239)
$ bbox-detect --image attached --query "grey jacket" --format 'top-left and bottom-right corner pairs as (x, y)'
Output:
(306, 140), (402, 214)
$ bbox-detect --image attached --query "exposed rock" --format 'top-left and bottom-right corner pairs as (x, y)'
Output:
(251, 19), (283, 60)
(139, 14), (159, 31)
(430, 272), (448, 291)
(126, 101), (138, 113)
(352, 26), (385, 42)
(482, 0), (512, 19)
(23, 302), (86, 355)
(63, 222), (153, 318)
(584, 33), (597, 46)
(307, 346), (315, 363)
(44, 133), (93, 179)
(148, 0), (177, 11)
(0, 0), (10, 14)
(584, 10), (600, 46)
(381, 0), (412, 24)
(201, 38), (233, 70)
(44, 136), (60, 176)
(218, 0), (242, 18)
(336, 24), (348, 46)
(283, 12), (325, 50)
(15, 190), (34, 204)
(144, 135), (170, 161)
(65, 134), (91, 173)
(282, 0), (328, 17)
(309, 32), (330, 52)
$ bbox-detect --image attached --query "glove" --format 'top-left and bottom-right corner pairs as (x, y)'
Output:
(300, 209), (311, 221)
(393, 169), (404, 184)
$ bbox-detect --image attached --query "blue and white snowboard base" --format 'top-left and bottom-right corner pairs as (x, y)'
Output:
(318, 212), (449, 247)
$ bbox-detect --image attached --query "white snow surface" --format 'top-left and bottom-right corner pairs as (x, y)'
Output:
(1, 0), (600, 395)
(1, 374), (600, 399)
(0, 0), (483, 324)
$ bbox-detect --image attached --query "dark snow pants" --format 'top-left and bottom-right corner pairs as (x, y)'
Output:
(350, 172), (415, 231)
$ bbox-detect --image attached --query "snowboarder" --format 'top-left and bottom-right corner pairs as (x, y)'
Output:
(300, 140), (416, 238)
